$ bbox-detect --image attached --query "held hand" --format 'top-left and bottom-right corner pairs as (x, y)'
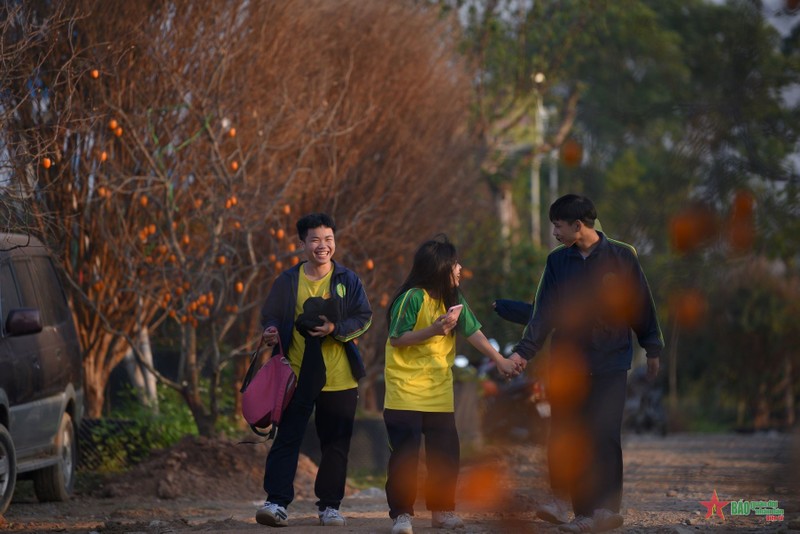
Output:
(309, 315), (335, 337)
(262, 326), (279, 347)
(496, 357), (519, 378)
(509, 353), (527, 372)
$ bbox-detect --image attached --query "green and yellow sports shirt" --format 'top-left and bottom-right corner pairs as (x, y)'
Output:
(384, 288), (480, 412)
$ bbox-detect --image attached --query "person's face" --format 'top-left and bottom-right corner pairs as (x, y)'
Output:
(450, 261), (462, 288)
(300, 226), (335, 268)
(552, 219), (580, 246)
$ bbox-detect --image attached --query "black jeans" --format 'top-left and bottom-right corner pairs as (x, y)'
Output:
(383, 409), (460, 519)
(549, 370), (627, 516)
(263, 386), (358, 511)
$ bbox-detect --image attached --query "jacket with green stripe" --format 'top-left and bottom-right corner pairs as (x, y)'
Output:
(513, 232), (663, 375)
(260, 260), (372, 381)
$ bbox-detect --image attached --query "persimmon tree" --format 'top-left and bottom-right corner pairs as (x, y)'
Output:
(2, 0), (482, 433)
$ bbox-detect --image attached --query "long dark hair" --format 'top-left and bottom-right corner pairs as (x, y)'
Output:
(386, 234), (460, 326)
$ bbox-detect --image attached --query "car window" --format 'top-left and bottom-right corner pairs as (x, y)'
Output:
(11, 258), (40, 315)
(0, 261), (22, 334)
(30, 256), (70, 326)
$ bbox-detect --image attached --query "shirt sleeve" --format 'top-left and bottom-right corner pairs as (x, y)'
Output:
(457, 294), (482, 337)
(388, 289), (424, 338)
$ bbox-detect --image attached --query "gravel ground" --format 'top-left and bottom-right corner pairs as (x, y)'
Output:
(1, 431), (797, 533)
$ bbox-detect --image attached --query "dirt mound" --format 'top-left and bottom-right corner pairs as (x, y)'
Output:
(95, 435), (323, 501)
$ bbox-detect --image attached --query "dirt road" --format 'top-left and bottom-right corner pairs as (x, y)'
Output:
(2, 432), (797, 533)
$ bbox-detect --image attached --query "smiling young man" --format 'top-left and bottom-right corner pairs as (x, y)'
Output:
(257, 213), (372, 528)
(509, 194), (664, 533)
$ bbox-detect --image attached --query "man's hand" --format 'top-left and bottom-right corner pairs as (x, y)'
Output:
(262, 326), (279, 346)
(309, 315), (335, 337)
(509, 353), (527, 372)
(647, 356), (659, 382)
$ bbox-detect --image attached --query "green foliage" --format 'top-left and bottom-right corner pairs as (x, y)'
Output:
(84, 385), (198, 472)
(455, 0), (800, 429)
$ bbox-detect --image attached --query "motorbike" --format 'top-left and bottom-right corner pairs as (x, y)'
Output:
(478, 358), (550, 444)
(622, 366), (668, 435)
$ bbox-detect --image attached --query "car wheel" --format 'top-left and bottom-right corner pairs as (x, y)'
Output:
(33, 412), (76, 502)
(0, 423), (17, 515)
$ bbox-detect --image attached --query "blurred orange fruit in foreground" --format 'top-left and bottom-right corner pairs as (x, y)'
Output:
(91, 69), (99, 79)
(669, 289), (707, 330)
(458, 462), (509, 508)
(108, 119), (118, 130)
(561, 138), (583, 167)
(669, 203), (718, 253)
(728, 190), (755, 253)
(42, 158), (52, 169)
(547, 344), (590, 409)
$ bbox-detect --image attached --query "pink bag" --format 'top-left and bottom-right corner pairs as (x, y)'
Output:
(240, 338), (297, 438)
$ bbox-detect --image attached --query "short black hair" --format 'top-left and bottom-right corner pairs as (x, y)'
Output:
(296, 213), (336, 241)
(549, 194), (597, 228)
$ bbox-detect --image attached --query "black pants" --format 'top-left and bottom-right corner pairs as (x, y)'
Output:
(263, 387), (358, 511)
(383, 409), (460, 519)
(548, 371), (627, 517)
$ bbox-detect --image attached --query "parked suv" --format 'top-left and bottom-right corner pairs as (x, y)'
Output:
(0, 233), (83, 515)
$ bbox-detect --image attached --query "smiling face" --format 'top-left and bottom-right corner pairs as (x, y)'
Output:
(301, 225), (336, 270)
(451, 261), (462, 288)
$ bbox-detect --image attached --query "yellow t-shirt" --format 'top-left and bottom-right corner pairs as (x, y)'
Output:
(287, 265), (357, 392)
(383, 288), (480, 412)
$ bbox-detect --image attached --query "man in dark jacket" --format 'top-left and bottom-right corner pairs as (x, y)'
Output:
(257, 213), (372, 528)
(509, 194), (664, 533)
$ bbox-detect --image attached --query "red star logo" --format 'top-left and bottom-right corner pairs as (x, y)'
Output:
(699, 490), (731, 519)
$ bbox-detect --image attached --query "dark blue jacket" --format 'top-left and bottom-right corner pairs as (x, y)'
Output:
(260, 260), (372, 381)
(513, 232), (664, 375)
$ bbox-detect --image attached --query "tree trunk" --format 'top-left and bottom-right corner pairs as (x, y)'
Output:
(123, 326), (159, 411)
(180, 324), (217, 437)
(83, 365), (106, 419)
(495, 180), (515, 273)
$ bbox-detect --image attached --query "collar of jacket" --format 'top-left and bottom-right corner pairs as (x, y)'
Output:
(565, 230), (609, 259)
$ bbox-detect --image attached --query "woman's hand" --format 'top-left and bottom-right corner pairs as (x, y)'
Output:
(430, 313), (457, 336)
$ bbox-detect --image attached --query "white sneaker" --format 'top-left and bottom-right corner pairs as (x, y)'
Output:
(256, 501), (289, 527)
(431, 510), (464, 529)
(592, 508), (623, 532)
(558, 515), (593, 533)
(392, 513), (413, 534)
(318, 506), (346, 526)
(536, 497), (570, 524)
